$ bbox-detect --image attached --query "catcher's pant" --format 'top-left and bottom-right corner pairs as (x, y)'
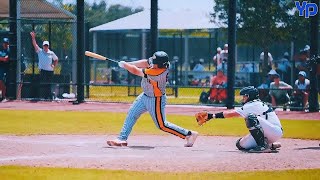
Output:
(239, 116), (283, 149)
(118, 93), (190, 141)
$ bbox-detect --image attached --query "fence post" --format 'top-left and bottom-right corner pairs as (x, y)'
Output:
(75, 0), (84, 104)
(150, 0), (158, 55)
(226, 0), (236, 109)
(8, 0), (17, 99)
(308, 0), (319, 112)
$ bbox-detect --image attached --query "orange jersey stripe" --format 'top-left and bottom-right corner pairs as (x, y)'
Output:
(144, 68), (167, 76)
(149, 79), (162, 97)
(155, 97), (186, 139)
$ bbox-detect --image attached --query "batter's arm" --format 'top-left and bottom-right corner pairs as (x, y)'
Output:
(121, 61), (144, 77)
(128, 59), (149, 68)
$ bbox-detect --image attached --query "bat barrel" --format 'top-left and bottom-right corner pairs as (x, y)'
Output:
(85, 51), (118, 63)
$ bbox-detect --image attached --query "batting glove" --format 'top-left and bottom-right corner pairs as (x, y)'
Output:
(118, 61), (125, 68)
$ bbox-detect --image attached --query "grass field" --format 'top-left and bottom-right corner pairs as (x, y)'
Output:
(0, 166), (319, 180)
(0, 110), (319, 179)
(0, 110), (320, 139)
(86, 86), (244, 104)
(86, 86), (320, 106)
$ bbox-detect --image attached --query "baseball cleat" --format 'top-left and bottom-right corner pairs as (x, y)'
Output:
(107, 139), (128, 147)
(270, 142), (281, 150)
(248, 146), (272, 153)
(184, 131), (198, 147)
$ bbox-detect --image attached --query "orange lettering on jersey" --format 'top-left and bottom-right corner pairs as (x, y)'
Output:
(144, 68), (166, 76)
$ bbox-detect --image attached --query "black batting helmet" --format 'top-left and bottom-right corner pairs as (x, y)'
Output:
(149, 51), (169, 68)
(240, 86), (259, 102)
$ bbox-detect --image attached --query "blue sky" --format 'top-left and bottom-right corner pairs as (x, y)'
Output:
(62, 0), (214, 11)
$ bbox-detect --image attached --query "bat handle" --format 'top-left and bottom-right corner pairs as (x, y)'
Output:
(107, 58), (119, 63)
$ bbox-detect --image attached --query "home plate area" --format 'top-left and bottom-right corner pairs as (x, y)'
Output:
(0, 135), (319, 172)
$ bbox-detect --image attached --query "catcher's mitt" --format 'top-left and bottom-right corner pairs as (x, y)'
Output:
(195, 111), (209, 126)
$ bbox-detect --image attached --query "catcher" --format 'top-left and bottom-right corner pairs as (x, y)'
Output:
(195, 86), (283, 153)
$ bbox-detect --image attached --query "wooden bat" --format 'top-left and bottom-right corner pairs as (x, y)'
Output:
(85, 51), (118, 63)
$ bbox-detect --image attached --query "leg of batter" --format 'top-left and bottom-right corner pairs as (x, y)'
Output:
(107, 93), (147, 146)
(146, 95), (193, 140)
(118, 93), (147, 140)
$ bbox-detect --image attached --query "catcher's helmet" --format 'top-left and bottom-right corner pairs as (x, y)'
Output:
(240, 86), (259, 102)
(149, 51), (169, 68)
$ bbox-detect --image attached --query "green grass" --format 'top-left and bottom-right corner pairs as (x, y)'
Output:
(87, 86), (320, 105)
(87, 86), (244, 104)
(0, 110), (319, 139)
(0, 166), (319, 180)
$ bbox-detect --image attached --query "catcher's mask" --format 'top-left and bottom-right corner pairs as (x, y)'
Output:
(240, 86), (259, 103)
(148, 51), (170, 68)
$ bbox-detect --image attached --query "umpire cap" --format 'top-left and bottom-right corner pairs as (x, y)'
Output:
(240, 86), (259, 100)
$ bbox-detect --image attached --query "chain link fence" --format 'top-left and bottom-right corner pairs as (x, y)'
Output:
(0, 0), (78, 102)
(1, 0), (319, 111)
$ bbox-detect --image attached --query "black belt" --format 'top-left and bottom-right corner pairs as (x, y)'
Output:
(143, 93), (165, 97)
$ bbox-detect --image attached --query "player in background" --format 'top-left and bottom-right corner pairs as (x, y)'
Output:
(0, 38), (10, 102)
(195, 86), (283, 153)
(107, 51), (198, 147)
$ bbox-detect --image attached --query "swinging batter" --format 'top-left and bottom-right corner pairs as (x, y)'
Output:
(107, 51), (198, 147)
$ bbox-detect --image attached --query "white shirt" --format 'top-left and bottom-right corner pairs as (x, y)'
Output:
(37, 48), (58, 71)
(221, 50), (228, 61)
(213, 53), (222, 66)
(260, 52), (273, 66)
(295, 79), (310, 90)
(235, 100), (282, 128)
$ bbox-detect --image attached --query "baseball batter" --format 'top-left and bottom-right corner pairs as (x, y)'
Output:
(196, 86), (283, 153)
(107, 51), (198, 147)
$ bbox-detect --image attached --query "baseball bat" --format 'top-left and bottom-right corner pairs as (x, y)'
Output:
(85, 51), (118, 63)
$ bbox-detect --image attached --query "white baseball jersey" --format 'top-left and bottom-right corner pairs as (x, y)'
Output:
(236, 100), (283, 149)
(141, 68), (169, 97)
(236, 100), (282, 128)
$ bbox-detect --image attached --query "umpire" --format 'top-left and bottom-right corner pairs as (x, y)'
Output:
(30, 32), (58, 100)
